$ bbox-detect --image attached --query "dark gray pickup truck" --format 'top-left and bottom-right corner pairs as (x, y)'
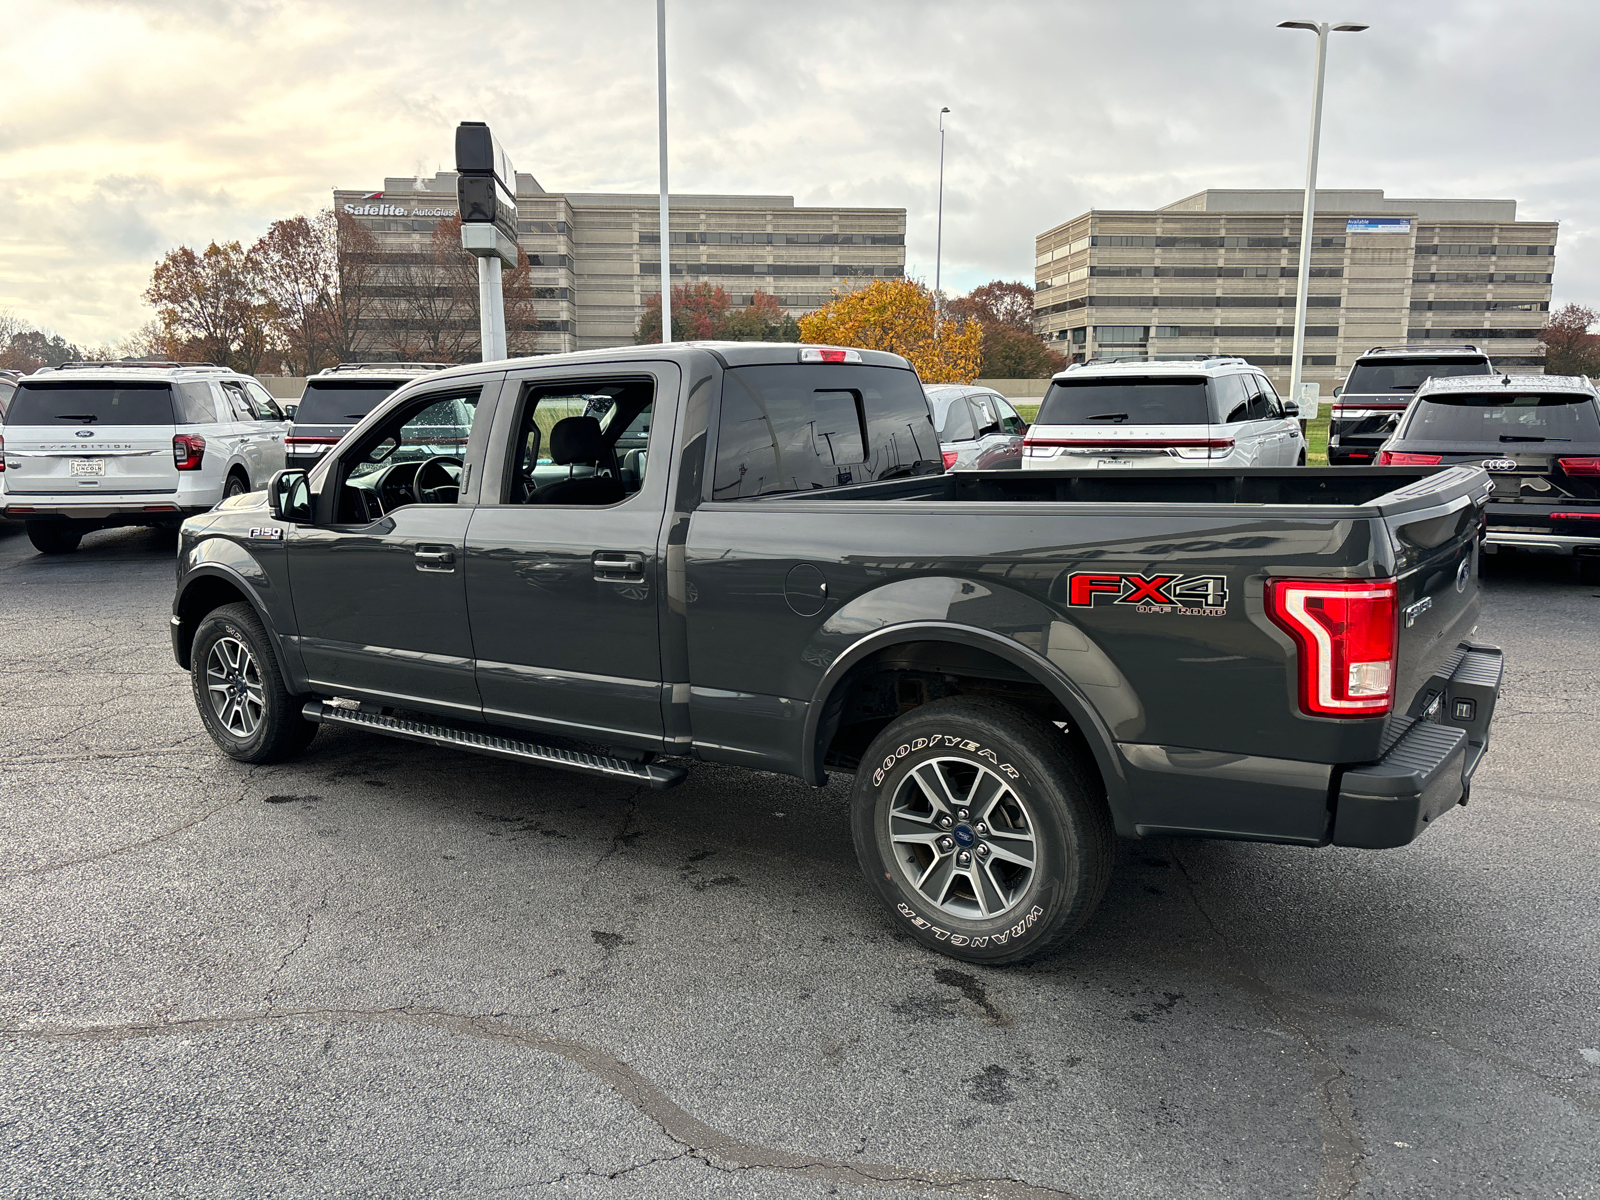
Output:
(171, 342), (1504, 964)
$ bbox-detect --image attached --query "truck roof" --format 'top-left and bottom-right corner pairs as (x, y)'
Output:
(391, 343), (914, 383)
(1417, 372), (1598, 397)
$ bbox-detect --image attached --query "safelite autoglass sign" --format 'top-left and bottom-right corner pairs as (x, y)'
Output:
(1345, 218), (1412, 234)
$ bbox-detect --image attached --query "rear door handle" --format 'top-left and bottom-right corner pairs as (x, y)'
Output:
(415, 545), (456, 572)
(593, 551), (645, 582)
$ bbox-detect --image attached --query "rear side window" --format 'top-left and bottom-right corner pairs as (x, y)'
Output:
(174, 381), (220, 424)
(936, 396), (976, 441)
(295, 380), (404, 424)
(1403, 393), (1600, 442)
(713, 364), (940, 497)
(1344, 358), (1492, 394)
(7, 381), (176, 426)
(1037, 377), (1210, 426)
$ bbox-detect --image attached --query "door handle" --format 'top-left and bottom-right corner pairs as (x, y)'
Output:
(415, 545), (456, 572)
(592, 551), (645, 582)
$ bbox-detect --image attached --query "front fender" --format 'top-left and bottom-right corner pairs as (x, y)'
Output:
(173, 536), (305, 689)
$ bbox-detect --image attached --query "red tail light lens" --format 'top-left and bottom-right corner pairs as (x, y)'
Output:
(1551, 512), (1600, 520)
(1558, 457), (1600, 477)
(284, 436), (339, 455)
(940, 449), (959, 470)
(0, 433), (6, 472)
(799, 347), (861, 364)
(1266, 579), (1398, 717)
(1378, 451), (1441, 466)
(173, 434), (206, 470)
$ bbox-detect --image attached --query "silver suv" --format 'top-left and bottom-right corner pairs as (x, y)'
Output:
(0, 361), (287, 554)
(1022, 355), (1306, 471)
(924, 383), (1029, 470)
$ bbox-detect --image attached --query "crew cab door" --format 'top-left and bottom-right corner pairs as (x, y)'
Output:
(285, 379), (498, 718)
(464, 364), (678, 747)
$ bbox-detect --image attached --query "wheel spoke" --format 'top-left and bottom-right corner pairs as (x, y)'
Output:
(974, 860), (1011, 915)
(909, 762), (959, 816)
(918, 854), (958, 904)
(984, 828), (1035, 868)
(969, 772), (1008, 821)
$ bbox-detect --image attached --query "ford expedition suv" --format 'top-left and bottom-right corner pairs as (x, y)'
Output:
(2, 361), (286, 554)
(1379, 372), (1600, 580)
(1329, 344), (1494, 464)
(170, 342), (1503, 965)
(285, 363), (451, 470)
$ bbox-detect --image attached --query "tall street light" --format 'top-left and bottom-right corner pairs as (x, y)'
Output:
(1278, 19), (1367, 408)
(657, 0), (672, 342)
(935, 107), (950, 310)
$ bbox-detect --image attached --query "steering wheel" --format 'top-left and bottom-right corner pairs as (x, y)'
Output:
(412, 456), (463, 504)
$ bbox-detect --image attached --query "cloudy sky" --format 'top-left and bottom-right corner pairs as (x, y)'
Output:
(2, 0), (1595, 347)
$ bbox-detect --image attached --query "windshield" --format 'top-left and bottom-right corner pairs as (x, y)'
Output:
(1036, 378), (1210, 426)
(1344, 359), (1492, 395)
(1403, 393), (1600, 442)
(295, 380), (404, 424)
(6, 381), (176, 426)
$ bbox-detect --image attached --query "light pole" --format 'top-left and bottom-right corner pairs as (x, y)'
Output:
(1278, 19), (1367, 408)
(657, 0), (671, 342)
(935, 107), (950, 313)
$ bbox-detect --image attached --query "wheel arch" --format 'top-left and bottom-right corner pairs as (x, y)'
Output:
(173, 564), (280, 673)
(802, 621), (1133, 833)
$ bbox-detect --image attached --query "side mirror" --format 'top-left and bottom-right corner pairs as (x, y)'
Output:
(267, 469), (313, 523)
(284, 403), (298, 420)
(1333, 385), (1343, 397)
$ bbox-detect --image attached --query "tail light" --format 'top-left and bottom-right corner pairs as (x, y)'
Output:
(799, 347), (861, 364)
(1171, 439), (1235, 460)
(0, 433), (5, 472)
(1551, 511), (1600, 520)
(1266, 579), (1398, 717)
(173, 434), (206, 470)
(941, 449), (959, 470)
(1558, 457), (1600, 477)
(284, 436), (340, 456)
(1378, 451), (1441, 466)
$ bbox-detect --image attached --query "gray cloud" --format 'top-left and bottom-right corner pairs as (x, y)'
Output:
(5, 0), (1597, 344)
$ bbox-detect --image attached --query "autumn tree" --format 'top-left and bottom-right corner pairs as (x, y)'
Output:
(144, 241), (277, 372)
(1538, 304), (1600, 378)
(0, 312), (84, 371)
(329, 212), (380, 363)
(946, 279), (1066, 378)
(798, 278), (983, 383)
(254, 213), (340, 375)
(635, 285), (796, 342)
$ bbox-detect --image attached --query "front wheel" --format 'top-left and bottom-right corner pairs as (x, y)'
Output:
(850, 698), (1114, 965)
(191, 602), (318, 763)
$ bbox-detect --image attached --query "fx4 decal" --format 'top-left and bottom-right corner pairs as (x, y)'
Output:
(1067, 572), (1229, 616)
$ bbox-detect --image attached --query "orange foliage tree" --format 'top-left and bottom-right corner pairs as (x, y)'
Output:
(797, 279), (982, 383)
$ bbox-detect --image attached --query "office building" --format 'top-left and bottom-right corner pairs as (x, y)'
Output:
(1033, 189), (1556, 391)
(335, 172), (905, 357)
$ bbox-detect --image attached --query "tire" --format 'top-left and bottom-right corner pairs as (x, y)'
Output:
(191, 602), (318, 763)
(850, 697), (1114, 966)
(26, 520), (85, 555)
(1575, 556), (1600, 585)
(224, 472), (250, 499)
(1297, 449), (1307, 467)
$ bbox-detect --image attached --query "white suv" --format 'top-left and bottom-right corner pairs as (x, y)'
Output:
(0, 361), (287, 554)
(1022, 356), (1306, 471)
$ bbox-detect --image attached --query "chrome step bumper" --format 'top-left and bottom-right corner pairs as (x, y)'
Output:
(302, 701), (688, 790)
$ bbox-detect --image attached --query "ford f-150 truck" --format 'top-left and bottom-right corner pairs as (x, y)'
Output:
(171, 342), (1503, 965)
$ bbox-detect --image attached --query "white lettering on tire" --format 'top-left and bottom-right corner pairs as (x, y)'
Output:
(873, 735), (1019, 788)
(895, 902), (1043, 948)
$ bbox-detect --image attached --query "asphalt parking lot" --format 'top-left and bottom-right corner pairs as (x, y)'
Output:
(1, 520), (1596, 1200)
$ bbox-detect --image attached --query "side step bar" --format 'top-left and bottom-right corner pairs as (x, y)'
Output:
(302, 701), (688, 790)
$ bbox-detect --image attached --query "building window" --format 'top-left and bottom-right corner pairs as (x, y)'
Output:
(1094, 325), (1147, 343)
(1090, 235), (1157, 247)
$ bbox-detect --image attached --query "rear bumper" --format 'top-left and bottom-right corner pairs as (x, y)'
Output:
(1331, 642), (1503, 848)
(1483, 530), (1600, 555)
(1, 495), (211, 523)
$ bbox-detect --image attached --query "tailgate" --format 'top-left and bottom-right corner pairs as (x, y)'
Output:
(3, 423), (179, 494)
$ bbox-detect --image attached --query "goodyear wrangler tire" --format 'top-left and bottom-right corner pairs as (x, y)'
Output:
(850, 698), (1114, 966)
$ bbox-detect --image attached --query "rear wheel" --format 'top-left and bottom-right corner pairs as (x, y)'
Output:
(25, 520), (86, 555)
(850, 698), (1114, 965)
(191, 602), (318, 763)
(224, 472), (250, 499)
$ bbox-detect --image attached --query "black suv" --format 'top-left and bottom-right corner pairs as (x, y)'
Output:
(1330, 345), (1494, 464)
(1379, 372), (1600, 580)
(285, 364), (450, 470)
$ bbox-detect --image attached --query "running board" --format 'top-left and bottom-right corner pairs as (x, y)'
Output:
(301, 701), (687, 790)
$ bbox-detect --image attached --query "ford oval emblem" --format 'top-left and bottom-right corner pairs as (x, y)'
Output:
(75, 430), (94, 438)
(1456, 559), (1471, 592)
(1481, 458), (1518, 472)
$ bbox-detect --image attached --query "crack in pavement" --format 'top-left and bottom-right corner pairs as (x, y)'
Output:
(1, 1006), (1083, 1199)
(265, 892), (331, 1010)
(1170, 849), (1364, 1200)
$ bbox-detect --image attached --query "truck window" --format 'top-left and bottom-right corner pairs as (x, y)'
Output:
(1036, 377), (1210, 426)
(506, 377), (655, 505)
(1403, 392), (1600, 441)
(1344, 359), (1492, 394)
(712, 364), (939, 498)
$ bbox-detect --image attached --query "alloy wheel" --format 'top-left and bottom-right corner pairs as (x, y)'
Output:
(205, 636), (265, 737)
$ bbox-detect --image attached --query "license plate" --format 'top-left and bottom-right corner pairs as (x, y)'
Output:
(71, 458), (105, 477)
(1097, 458), (1135, 468)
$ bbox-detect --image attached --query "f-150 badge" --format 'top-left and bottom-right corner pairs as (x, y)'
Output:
(1067, 572), (1228, 615)
(248, 527), (285, 542)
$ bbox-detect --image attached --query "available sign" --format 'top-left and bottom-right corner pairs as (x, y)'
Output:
(1346, 218), (1412, 234)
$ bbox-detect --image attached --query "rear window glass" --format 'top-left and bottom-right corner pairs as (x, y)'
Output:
(7, 381), (176, 426)
(1344, 358), (1492, 394)
(1037, 378), (1210, 426)
(1403, 393), (1600, 442)
(713, 364), (940, 497)
(295, 380), (404, 424)
(934, 396), (975, 441)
